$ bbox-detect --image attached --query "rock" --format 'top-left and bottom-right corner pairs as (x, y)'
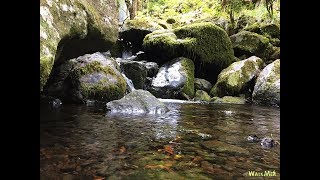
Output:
(270, 47), (280, 61)
(194, 78), (212, 93)
(119, 17), (165, 54)
(236, 15), (257, 32)
(252, 59), (280, 106)
(44, 52), (126, 103)
(210, 56), (264, 97)
(270, 38), (280, 47)
(166, 18), (176, 24)
(260, 23), (280, 39)
(143, 22), (235, 81)
(247, 135), (260, 142)
(201, 140), (249, 156)
(106, 90), (169, 114)
(230, 31), (269, 60)
(148, 57), (195, 99)
(40, 0), (118, 91)
(118, 60), (147, 89)
(260, 137), (275, 148)
(243, 23), (261, 34)
(144, 62), (159, 77)
(194, 90), (211, 102)
(212, 96), (246, 104)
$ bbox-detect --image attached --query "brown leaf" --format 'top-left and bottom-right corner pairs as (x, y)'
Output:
(119, 146), (126, 154)
(164, 145), (174, 155)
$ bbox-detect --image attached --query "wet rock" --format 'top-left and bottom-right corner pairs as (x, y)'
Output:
(212, 96), (246, 104)
(148, 57), (195, 99)
(247, 135), (260, 142)
(119, 60), (147, 89)
(210, 56), (264, 97)
(106, 90), (169, 114)
(252, 59), (280, 106)
(260, 23), (280, 39)
(194, 90), (211, 102)
(260, 137), (275, 148)
(44, 52), (126, 104)
(201, 140), (250, 156)
(144, 62), (159, 77)
(194, 78), (213, 93)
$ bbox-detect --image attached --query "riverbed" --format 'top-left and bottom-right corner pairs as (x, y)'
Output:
(40, 102), (280, 179)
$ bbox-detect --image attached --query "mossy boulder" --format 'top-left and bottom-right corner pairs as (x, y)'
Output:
(118, 17), (165, 55)
(252, 59), (280, 106)
(210, 56), (264, 97)
(143, 22), (235, 82)
(260, 23), (280, 39)
(270, 38), (280, 47)
(40, 0), (119, 92)
(212, 96), (246, 104)
(118, 59), (148, 89)
(194, 78), (213, 93)
(270, 47), (280, 61)
(243, 23), (261, 34)
(194, 90), (211, 102)
(148, 57), (195, 99)
(106, 90), (169, 114)
(230, 31), (269, 60)
(44, 52), (126, 103)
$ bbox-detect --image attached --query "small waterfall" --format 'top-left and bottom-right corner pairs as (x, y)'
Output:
(118, 0), (130, 25)
(122, 49), (133, 59)
(122, 73), (135, 92)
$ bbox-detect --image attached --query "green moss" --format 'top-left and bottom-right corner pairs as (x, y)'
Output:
(212, 96), (246, 104)
(40, 56), (54, 91)
(194, 90), (211, 102)
(181, 58), (195, 98)
(143, 22), (235, 69)
(75, 61), (126, 101)
(243, 23), (261, 33)
(260, 23), (280, 39)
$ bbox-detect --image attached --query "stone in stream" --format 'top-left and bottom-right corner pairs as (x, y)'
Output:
(194, 78), (213, 93)
(201, 140), (249, 156)
(44, 52), (126, 104)
(252, 59), (280, 106)
(193, 90), (211, 102)
(247, 135), (260, 143)
(210, 56), (264, 97)
(211, 96), (246, 104)
(106, 90), (168, 115)
(148, 57), (195, 99)
(260, 137), (275, 148)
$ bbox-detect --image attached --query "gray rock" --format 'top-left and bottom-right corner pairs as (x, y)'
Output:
(252, 59), (280, 106)
(260, 137), (275, 148)
(194, 78), (212, 92)
(106, 90), (169, 114)
(119, 60), (147, 89)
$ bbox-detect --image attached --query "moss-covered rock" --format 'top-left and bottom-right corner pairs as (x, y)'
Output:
(212, 96), (246, 104)
(260, 23), (280, 39)
(230, 31), (269, 60)
(40, 0), (119, 92)
(194, 78), (213, 93)
(270, 47), (280, 61)
(118, 60), (148, 89)
(117, 17), (165, 56)
(143, 22), (235, 81)
(194, 90), (211, 102)
(210, 56), (264, 97)
(106, 90), (169, 114)
(44, 52), (126, 103)
(252, 59), (280, 106)
(270, 38), (280, 47)
(148, 57), (195, 99)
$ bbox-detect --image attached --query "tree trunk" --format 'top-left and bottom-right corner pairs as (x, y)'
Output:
(130, 0), (138, 20)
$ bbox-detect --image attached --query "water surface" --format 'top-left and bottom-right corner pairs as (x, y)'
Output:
(40, 102), (280, 179)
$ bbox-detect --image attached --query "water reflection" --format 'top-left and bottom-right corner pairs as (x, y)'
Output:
(40, 103), (280, 179)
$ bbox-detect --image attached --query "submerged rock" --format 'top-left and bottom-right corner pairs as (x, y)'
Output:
(149, 57), (195, 99)
(194, 78), (213, 93)
(210, 56), (264, 97)
(201, 140), (249, 156)
(247, 135), (260, 142)
(44, 52), (126, 103)
(106, 90), (168, 114)
(252, 59), (280, 106)
(260, 137), (275, 148)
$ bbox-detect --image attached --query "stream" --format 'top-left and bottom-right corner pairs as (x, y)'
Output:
(40, 102), (280, 179)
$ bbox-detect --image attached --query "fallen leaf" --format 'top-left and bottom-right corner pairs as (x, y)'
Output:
(174, 154), (183, 160)
(164, 145), (174, 155)
(119, 146), (126, 154)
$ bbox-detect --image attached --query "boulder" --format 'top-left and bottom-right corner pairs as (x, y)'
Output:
(210, 56), (264, 97)
(194, 90), (212, 102)
(118, 60), (147, 89)
(106, 90), (169, 114)
(44, 52), (126, 103)
(212, 96), (246, 104)
(194, 78), (213, 93)
(40, 0), (119, 91)
(230, 31), (269, 60)
(252, 59), (280, 106)
(148, 57), (195, 99)
(260, 23), (280, 39)
(143, 22), (235, 81)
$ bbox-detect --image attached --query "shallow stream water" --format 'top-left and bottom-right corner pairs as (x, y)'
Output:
(40, 102), (280, 179)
